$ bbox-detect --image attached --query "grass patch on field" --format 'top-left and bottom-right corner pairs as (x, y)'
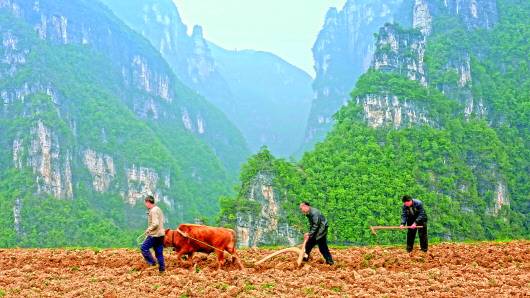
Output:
(303, 287), (314, 296)
(244, 281), (256, 291)
(261, 282), (275, 289)
(215, 282), (229, 291)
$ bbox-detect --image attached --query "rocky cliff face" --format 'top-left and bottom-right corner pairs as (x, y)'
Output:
(9, 112), (73, 199)
(187, 26), (216, 85)
(439, 51), (488, 120)
(303, 0), (499, 143)
(124, 164), (171, 207)
(492, 181), (509, 215)
(100, 0), (219, 89)
(235, 172), (300, 247)
(2, 30), (28, 76)
(362, 0), (500, 127)
(357, 23), (432, 129)
(373, 23), (427, 85)
(12, 197), (23, 236)
(411, 0), (498, 35)
(0, 0), (173, 103)
(356, 94), (433, 128)
(83, 149), (115, 193)
(431, 0), (498, 30)
(28, 120), (73, 199)
(413, 0), (433, 35)
(411, 0), (497, 120)
(302, 0), (405, 151)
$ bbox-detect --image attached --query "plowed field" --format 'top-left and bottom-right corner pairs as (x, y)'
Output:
(0, 241), (528, 297)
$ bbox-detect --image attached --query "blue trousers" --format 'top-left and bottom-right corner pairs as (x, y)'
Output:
(141, 236), (165, 272)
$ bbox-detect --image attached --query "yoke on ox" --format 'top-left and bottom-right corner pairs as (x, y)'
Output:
(164, 224), (244, 270)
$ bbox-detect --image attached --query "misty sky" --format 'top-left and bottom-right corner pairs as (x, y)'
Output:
(173, 0), (347, 77)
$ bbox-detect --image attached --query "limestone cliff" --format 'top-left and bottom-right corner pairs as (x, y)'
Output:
(302, 0), (405, 151)
(356, 94), (433, 128)
(235, 172), (300, 247)
(372, 23), (427, 86)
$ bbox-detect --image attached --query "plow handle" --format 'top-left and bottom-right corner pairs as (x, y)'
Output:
(296, 238), (308, 267)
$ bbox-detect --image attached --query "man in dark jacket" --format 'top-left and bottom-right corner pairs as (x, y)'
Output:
(400, 195), (428, 252)
(299, 202), (334, 265)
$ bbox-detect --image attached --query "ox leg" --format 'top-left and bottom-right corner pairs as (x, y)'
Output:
(227, 249), (244, 270)
(175, 252), (185, 266)
(215, 251), (225, 270)
(225, 241), (244, 270)
(175, 251), (192, 267)
(234, 253), (244, 270)
(187, 252), (196, 268)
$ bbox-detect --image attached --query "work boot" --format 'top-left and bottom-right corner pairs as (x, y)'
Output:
(326, 260), (334, 265)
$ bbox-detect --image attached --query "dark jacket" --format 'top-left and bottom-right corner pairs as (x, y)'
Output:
(306, 207), (328, 240)
(401, 199), (428, 225)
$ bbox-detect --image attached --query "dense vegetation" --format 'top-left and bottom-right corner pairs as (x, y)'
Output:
(220, 0), (529, 245)
(0, 170), (138, 247)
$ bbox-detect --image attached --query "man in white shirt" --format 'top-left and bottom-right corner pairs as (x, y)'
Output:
(140, 195), (165, 272)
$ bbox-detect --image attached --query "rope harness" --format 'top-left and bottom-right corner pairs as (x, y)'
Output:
(176, 228), (234, 257)
(136, 232), (146, 246)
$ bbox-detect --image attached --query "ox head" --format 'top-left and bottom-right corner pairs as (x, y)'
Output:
(163, 229), (173, 247)
(164, 228), (186, 248)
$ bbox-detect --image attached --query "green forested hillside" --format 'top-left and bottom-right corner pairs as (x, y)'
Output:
(425, 0), (529, 217)
(220, 0), (529, 245)
(0, 0), (246, 247)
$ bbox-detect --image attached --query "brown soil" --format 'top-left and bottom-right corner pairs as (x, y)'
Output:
(0, 241), (528, 297)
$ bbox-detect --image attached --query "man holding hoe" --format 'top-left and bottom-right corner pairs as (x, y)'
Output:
(400, 195), (428, 253)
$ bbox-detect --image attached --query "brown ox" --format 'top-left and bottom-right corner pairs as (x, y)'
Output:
(164, 224), (244, 269)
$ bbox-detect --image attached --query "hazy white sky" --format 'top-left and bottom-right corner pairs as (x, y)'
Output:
(173, 0), (347, 77)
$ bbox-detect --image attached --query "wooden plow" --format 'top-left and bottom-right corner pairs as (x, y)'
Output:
(254, 239), (308, 268)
